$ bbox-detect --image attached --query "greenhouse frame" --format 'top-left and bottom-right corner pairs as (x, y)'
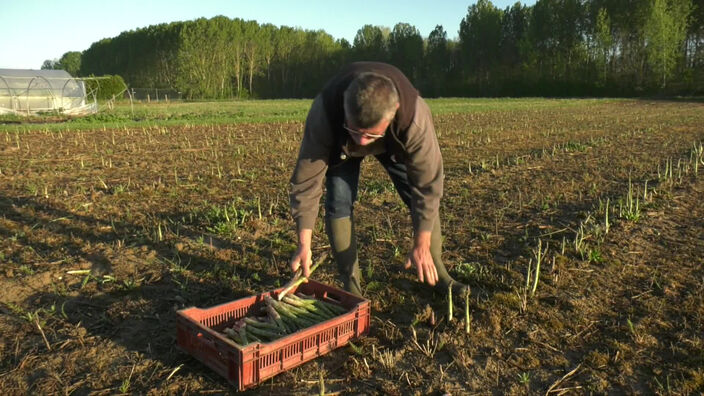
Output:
(0, 68), (97, 116)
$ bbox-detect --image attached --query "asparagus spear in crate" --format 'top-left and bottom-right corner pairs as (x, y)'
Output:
(295, 292), (347, 315)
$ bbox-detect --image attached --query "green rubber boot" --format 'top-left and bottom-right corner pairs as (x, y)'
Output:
(326, 216), (364, 297)
(431, 217), (470, 298)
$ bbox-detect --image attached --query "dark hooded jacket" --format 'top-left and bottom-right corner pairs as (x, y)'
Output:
(290, 62), (443, 233)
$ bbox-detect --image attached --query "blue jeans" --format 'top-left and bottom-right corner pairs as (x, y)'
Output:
(325, 153), (412, 219)
(324, 152), (460, 293)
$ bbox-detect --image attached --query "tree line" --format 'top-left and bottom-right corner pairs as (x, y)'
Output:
(44, 0), (704, 98)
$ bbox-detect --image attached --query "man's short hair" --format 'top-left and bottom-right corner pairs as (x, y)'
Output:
(343, 72), (399, 128)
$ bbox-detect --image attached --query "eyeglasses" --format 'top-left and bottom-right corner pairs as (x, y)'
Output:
(343, 123), (386, 139)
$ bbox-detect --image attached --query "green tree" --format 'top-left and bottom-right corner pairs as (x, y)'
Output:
(273, 27), (307, 96)
(41, 59), (58, 70)
(260, 24), (277, 82)
(459, 0), (504, 93)
(40, 53), (80, 75)
(298, 30), (343, 96)
(644, 0), (693, 87)
(388, 23), (424, 82)
(177, 18), (216, 97)
(500, 2), (532, 94)
(229, 19), (246, 98)
(56, 51), (82, 76)
(352, 24), (389, 61)
(529, 0), (588, 94)
(687, 0), (704, 91)
(592, 0), (651, 92)
(423, 25), (451, 96)
(242, 20), (265, 97)
(176, 16), (241, 98)
(500, 2), (530, 68)
(594, 8), (614, 84)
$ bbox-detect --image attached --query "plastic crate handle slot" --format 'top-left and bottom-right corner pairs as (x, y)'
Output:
(197, 332), (216, 349)
(197, 331), (231, 361)
(323, 291), (343, 303)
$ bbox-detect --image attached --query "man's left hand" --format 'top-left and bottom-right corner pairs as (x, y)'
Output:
(404, 231), (438, 286)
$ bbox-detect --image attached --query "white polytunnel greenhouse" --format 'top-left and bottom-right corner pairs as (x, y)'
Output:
(0, 68), (97, 116)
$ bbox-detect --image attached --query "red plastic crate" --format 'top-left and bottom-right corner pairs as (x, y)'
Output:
(176, 280), (370, 390)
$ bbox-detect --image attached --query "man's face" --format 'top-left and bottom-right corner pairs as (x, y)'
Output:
(343, 102), (398, 146)
(344, 118), (391, 146)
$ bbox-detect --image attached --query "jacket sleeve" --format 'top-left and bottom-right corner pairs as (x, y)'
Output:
(404, 97), (444, 233)
(289, 95), (333, 232)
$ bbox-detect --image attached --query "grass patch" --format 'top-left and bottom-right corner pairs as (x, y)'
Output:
(2, 97), (629, 133)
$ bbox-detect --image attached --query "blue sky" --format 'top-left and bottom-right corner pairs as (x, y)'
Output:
(1, 0), (533, 69)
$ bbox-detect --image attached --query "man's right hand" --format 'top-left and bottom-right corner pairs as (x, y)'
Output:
(290, 245), (313, 277)
(290, 228), (313, 277)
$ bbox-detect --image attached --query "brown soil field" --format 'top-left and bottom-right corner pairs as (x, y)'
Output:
(1, 99), (703, 395)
